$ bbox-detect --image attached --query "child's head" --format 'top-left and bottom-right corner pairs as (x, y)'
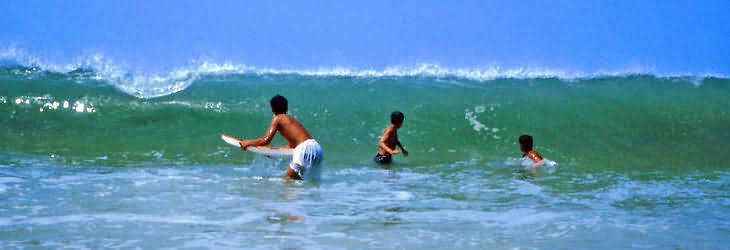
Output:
(519, 134), (533, 152)
(391, 111), (404, 128)
(270, 95), (288, 114)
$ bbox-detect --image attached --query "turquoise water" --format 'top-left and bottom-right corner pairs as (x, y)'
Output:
(1, 68), (730, 248)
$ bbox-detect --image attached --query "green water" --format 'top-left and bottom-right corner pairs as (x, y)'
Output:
(2, 74), (728, 171)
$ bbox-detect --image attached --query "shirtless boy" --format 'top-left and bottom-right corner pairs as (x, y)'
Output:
(519, 134), (543, 163)
(374, 111), (408, 164)
(238, 95), (323, 180)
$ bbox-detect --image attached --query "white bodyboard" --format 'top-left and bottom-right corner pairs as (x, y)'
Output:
(221, 134), (294, 158)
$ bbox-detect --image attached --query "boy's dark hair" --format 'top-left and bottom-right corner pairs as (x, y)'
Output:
(270, 95), (288, 114)
(391, 111), (404, 125)
(519, 135), (533, 150)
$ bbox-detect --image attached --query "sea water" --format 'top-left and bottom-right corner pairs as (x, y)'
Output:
(1, 66), (729, 249)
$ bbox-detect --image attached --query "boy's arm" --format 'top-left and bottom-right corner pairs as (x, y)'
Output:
(240, 117), (278, 150)
(396, 141), (408, 156)
(378, 127), (399, 155)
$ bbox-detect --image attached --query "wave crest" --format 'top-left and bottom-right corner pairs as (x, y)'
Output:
(1, 47), (726, 99)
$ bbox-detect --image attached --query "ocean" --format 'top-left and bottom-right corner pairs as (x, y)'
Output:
(1, 64), (729, 249)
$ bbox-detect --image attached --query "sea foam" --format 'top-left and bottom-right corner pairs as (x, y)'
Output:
(1, 48), (726, 99)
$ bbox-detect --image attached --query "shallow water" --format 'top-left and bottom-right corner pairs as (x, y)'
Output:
(2, 154), (729, 249)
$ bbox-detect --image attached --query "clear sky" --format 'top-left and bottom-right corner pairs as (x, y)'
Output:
(2, 0), (729, 74)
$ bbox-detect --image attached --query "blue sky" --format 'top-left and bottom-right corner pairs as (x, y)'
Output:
(2, 0), (729, 74)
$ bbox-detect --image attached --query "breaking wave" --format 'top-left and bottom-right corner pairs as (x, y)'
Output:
(1, 48), (725, 99)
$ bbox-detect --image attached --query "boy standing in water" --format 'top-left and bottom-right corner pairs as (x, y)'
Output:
(238, 95), (323, 180)
(519, 134), (543, 163)
(374, 111), (408, 164)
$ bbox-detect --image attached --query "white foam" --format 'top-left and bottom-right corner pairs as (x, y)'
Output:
(0, 177), (23, 193)
(3, 47), (728, 100)
(465, 110), (488, 132)
(185, 62), (689, 81)
(393, 191), (414, 200)
(18, 212), (264, 227)
(0, 47), (46, 69)
(320, 232), (348, 238)
(11, 95), (98, 114)
(0, 176), (24, 184)
(519, 157), (557, 169)
(399, 208), (563, 226)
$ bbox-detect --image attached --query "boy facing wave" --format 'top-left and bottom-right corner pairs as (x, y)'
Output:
(519, 134), (543, 163)
(238, 95), (323, 180)
(374, 111), (408, 164)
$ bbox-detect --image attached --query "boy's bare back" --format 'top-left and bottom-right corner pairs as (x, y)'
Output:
(239, 95), (323, 180)
(239, 114), (312, 149)
(272, 114), (312, 148)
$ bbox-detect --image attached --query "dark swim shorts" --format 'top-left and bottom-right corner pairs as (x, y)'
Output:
(374, 153), (392, 164)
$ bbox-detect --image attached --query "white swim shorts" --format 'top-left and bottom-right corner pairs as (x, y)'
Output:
(289, 139), (323, 179)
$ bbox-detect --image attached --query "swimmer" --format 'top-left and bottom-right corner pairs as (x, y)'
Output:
(519, 134), (543, 163)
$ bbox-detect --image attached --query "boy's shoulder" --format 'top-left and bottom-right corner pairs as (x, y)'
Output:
(274, 114), (294, 122)
(527, 150), (542, 161)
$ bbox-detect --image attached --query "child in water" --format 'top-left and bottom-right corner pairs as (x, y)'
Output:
(238, 95), (323, 180)
(517, 134), (543, 180)
(374, 111), (408, 164)
(519, 134), (543, 163)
